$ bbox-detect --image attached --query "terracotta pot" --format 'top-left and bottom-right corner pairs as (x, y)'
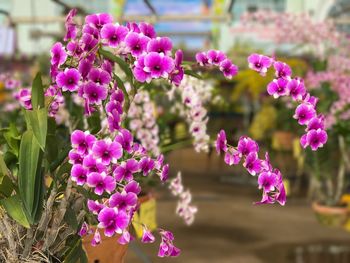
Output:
(82, 193), (155, 262)
(272, 131), (294, 151)
(312, 202), (349, 227)
(83, 232), (128, 263)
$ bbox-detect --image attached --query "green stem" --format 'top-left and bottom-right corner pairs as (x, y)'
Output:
(119, 80), (130, 111)
(160, 139), (193, 153)
(313, 151), (321, 181)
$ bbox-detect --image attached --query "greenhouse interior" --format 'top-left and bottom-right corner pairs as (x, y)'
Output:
(2, 0), (350, 262)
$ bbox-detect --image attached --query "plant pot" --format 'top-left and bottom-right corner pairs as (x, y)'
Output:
(272, 131), (294, 151)
(82, 193), (156, 263)
(83, 232), (128, 263)
(312, 202), (349, 227)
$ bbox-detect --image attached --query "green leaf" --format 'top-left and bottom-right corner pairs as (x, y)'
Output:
(63, 239), (88, 263)
(50, 146), (71, 172)
(87, 111), (101, 134)
(99, 48), (133, 80)
(0, 195), (30, 228)
(3, 123), (20, 156)
(46, 118), (58, 164)
(55, 162), (72, 181)
(18, 130), (44, 224)
(31, 72), (45, 109)
(0, 153), (8, 184)
(184, 69), (203, 79)
(114, 74), (127, 95)
(182, 61), (194, 66)
(32, 168), (44, 223)
(64, 207), (78, 229)
(3, 152), (17, 171)
(24, 108), (48, 150)
(0, 176), (15, 197)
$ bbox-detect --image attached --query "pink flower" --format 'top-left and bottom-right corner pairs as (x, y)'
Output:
(125, 32), (150, 57)
(87, 172), (116, 195)
(141, 226), (155, 243)
(114, 129), (133, 153)
(224, 148), (241, 166)
(215, 130), (227, 154)
(50, 42), (67, 66)
(64, 9), (77, 41)
(147, 37), (173, 55)
(274, 61), (292, 79)
(71, 164), (88, 185)
(88, 68), (111, 85)
(287, 78), (306, 101)
(87, 200), (104, 215)
(91, 229), (101, 246)
(169, 173), (184, 196)
(113, 159), (140, 182)
(258, 171), (278, 192)
(219, 59), (238, 79)
(195, 52), (209, 66)
(71, 130), (96, 155)
(307, 115), (325, 131)
(83, 154), (106, 174)
(267, 78), (289, 98)
(97, 207), (129, 237)
(207, 50), (226, 65)
(92, 139), (123, 165)
(243, 153), (262, 176)
(125, 180), (141, 195)
(78, 221), (90, 237)
(248, 53), (273, 76)
(109, 191), (138, 210)
(82, 82), (108, 105)
(158, 230), (180, 257)
(56, 68), (81, 92)
(139, 22), (156, 38)
(101, 23), (129, 47)
(237, 136), (259, 156)
(293, 103), (316, 125)
(143, 52), (175, 79)
(118, 231), (131, 245)
(305, 129), (328, 151)
(85, 13), (113, 30)
(133, 55), (152, 83)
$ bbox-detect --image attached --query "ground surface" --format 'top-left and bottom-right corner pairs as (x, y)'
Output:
(125, 150), (350, 263)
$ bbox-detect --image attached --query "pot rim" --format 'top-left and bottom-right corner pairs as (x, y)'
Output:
(312, 201), (349, 215)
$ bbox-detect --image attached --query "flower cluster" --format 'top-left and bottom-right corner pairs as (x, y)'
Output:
(45, 85), (66, 118)
(168, 75), (213, 152)
(105, 88), (124, 132)
(69, 129), (176, 252)
(306, 55), (350, 129)
(47, 10), (198, 257)
(44, 8), (330, 259)
(239, 10), (341, 58)
(216, 130), (286, 205)
(128, 90), (161, 156)
(129, 33), (184, 85)
(0, 71), (67, 121)
(158, 229), (180, 257)
(0, 73), (21, 90)
(0, 73), (27, 111)
(248, 53), (327, 151)
(14, 88), (32, 110)
(195, 49), (238, 79)
(169, 172), (198, 225)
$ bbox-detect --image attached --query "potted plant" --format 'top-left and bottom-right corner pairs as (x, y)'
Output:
(305, 61), (350, 228)
(230, 6), (350, 227)
(0, 10), (326, 262)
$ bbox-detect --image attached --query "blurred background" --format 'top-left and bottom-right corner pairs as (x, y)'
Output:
(2, 0), (350, 262)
